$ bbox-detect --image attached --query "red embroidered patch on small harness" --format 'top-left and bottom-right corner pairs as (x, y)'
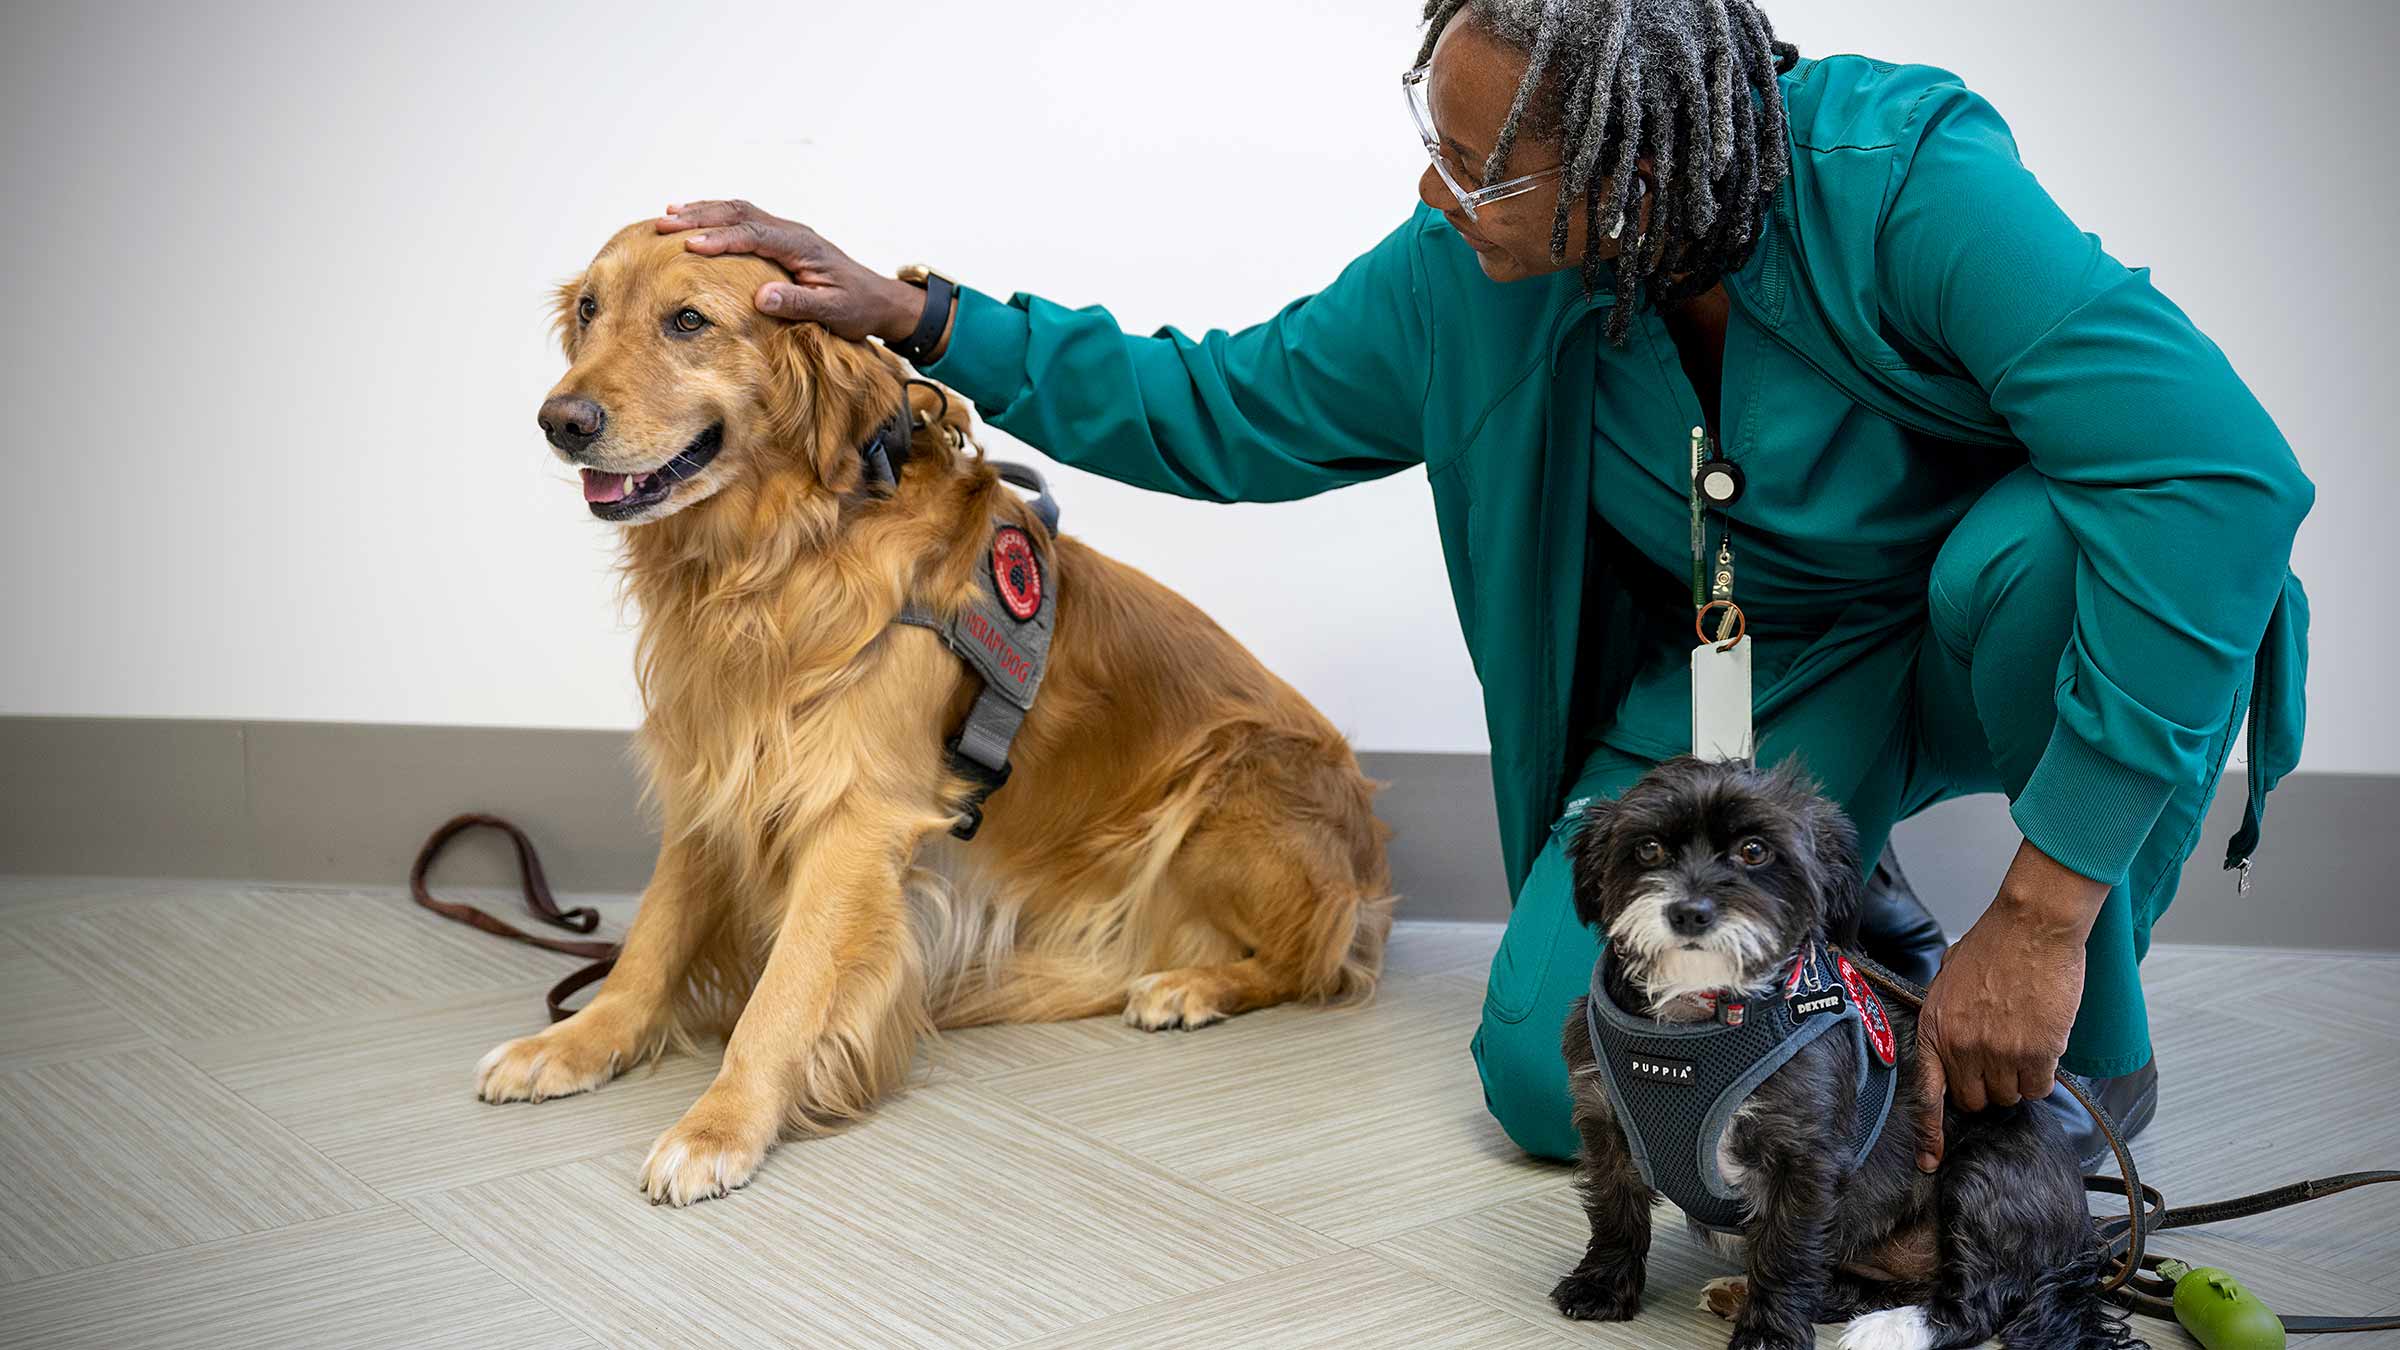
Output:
(1836, 955), (1897, 1067)
(992, 526), (1042, 621)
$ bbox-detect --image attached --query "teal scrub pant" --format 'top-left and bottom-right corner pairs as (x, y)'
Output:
(1471, 468), (2247, 1161)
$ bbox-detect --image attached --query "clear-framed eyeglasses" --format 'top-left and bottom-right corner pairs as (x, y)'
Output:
(1402, 63), (1562, 220)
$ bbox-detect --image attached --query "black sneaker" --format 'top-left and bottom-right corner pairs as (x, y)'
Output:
(2036, 1061), (2161, 1174)
(1855, 846), (1948, 988)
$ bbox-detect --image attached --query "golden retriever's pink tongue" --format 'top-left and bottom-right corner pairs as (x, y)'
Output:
(581, 468), (633, 503)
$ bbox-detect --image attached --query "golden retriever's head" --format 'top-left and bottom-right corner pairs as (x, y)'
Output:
(538, 221), (901, 526)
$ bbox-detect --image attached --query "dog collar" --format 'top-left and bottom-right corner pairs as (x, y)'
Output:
(862, 381), (1060, 540)
(859, 400), (915, 493)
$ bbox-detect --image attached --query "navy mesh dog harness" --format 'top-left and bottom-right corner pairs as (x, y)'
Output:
(1583, 936), (1900, 1233)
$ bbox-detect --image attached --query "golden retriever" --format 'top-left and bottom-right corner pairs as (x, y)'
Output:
(473, 221), (1395, 1205)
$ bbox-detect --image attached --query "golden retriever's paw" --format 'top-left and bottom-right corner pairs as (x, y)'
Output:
(1122, 969), (1232, 1031)
(474, 1020), (631, 1104)
(639, 1116), (770, 1206)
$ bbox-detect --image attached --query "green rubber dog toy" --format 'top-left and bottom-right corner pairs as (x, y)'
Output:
(2158, 1259), (2285, 1350)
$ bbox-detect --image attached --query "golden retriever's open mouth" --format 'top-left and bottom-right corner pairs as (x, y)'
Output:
(582, 422), (724, 520)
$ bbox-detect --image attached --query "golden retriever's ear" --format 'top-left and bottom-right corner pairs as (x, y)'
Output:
(548, 274), (586, 355)
(761, 320), (900, 488)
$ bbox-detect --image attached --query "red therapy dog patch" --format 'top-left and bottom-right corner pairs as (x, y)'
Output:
(992, 526), (1042, 621)
(1836, 955), (1898, 1066)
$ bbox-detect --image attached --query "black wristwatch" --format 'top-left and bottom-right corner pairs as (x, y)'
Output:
(888, 265), (956, 366)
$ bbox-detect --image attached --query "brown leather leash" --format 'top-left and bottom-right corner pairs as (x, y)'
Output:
(1849, 953), (2400, 1334)
(2088, 1171), (2400, 1331)
(409, 813), (618, 1022)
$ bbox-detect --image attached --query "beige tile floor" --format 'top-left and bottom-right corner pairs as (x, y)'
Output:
(0, 875), (2393, 1348)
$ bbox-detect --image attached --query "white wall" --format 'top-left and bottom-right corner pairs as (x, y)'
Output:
(2, 0), (2390, 771)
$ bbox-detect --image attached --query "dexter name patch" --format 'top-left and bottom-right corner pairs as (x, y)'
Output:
(993, 526), (1042, 621)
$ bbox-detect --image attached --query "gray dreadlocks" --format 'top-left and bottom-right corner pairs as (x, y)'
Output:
(1418, 0), (1796, 343)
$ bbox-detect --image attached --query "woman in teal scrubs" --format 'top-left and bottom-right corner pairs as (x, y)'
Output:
(661, 0), (2310, 1170)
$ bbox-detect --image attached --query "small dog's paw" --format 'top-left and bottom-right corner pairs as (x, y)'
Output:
(638, 1115), (770, 1207)
(475, 1019), (630, 1103)
(1837, 1306), (1936, 1350)
(1726, 1328), (1814, 1350)
(1698, 1274), (1749, 1319)
(1122, 970), (1229, 1031)
(1549, 1269), (1641, 1321)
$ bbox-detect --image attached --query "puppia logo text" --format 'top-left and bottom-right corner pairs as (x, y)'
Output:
(1626, 1054), (1697, 1084)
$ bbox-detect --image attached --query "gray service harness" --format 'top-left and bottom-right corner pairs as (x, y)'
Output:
(1584, 935), (1900, 1233)
(870, 389), (1062, 841)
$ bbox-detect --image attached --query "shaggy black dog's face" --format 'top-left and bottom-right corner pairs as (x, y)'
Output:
(1569, 758), (1862, 1010)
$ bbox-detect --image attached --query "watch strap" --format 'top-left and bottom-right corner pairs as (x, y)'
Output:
(890, 268), (955, 366)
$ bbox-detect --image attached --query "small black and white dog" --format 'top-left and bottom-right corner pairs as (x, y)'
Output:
(1553, 756), (2140, 1350)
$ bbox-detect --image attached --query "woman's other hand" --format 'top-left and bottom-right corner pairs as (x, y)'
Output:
(1910, 837), (2109, 1172)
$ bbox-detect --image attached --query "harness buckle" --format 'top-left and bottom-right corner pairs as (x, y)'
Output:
(945, 735), (1014, 841)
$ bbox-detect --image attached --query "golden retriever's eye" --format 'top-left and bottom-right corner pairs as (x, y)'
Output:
(577, 295), (597, 324)
(1736, 838), (1773, 867)
(1633, 838), (1665, 867)
(673, 308), (708, 334)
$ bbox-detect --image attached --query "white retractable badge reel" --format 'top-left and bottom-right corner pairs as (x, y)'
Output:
(1697, 456), (1745, 512)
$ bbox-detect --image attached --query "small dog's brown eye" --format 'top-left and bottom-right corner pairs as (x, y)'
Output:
(1634, 838), (1665, 867)
(1736, 838), (1772, 866)
(577, 295), (597, 323)
(673, 307), (708, 333)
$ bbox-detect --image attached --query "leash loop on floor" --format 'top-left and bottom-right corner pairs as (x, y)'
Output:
(408, 812), (620, 1022)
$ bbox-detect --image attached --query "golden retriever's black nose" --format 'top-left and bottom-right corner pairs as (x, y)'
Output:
(538, 396), (606, 454)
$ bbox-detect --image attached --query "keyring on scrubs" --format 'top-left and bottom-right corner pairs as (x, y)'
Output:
(1695, 600), (1746, 651)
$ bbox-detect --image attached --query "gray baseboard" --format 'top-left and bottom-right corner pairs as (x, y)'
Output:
(0, 715), (2389, 952)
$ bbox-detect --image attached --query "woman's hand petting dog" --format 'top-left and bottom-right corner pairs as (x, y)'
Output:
(657, 199), (935, 348)
(1913, 835), (2110, 1171)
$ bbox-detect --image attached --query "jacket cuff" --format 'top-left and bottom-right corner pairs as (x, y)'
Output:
(916, 285), (1030, 417)
(2008, 720), (2181, 887)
